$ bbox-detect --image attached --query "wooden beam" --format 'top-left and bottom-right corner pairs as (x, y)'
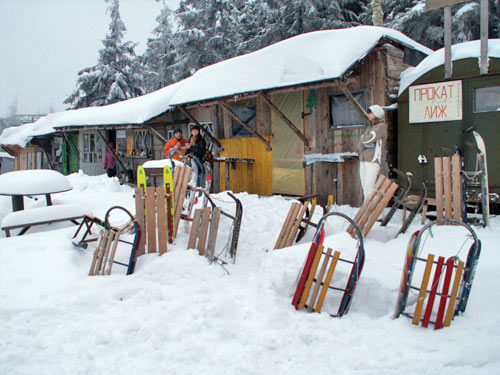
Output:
(426, 0), (469, 9)
(177, 106), (222, 148)
(96, 128), (128, 174)
(218, 101), (272, 150)
(480, 0), (489, 75)
(144, 124), (168, 143)
(60, 131), (80, 159)
(260, 93), (310, 148)
(444, 6), (453, 79)
(338, 82), (371, 127)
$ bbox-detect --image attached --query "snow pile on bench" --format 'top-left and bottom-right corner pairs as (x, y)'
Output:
(1, 204), (90, 230)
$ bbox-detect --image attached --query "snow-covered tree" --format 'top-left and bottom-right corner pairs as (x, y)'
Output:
(170, 0), (243, 80)
(384, 0), (500, 50)
(142, 3), (177, 92)
(65, 0), (142, 109)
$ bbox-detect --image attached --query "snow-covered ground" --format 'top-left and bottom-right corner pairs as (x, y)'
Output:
(1, 172), (499, 374)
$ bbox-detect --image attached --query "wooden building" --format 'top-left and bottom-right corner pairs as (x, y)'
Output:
(1, 27), (432, 207)
(397, 40), (500, 207)
(167, 27), (431, 206)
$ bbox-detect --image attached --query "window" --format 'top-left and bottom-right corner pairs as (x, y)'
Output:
(82, 131), (103, 163)
(330, 90), (367, 128)
(133, 130), (153, 157)
(474, 86), (500, 113)
(230, 106), (256, 137)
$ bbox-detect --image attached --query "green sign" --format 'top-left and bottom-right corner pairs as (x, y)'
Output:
(426, 0), (470, 9)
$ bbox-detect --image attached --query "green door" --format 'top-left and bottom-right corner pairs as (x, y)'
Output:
(63, 134), (79, 175)
(271, 92), (305, 196)
(463, 75), (500, 194)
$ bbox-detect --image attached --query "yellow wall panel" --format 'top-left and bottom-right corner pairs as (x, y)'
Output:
(219, 136), (272, 196)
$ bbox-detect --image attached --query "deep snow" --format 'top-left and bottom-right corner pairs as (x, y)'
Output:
(1, 172), (499, 375)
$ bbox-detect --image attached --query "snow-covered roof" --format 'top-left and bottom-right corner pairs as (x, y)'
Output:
(0, 79), (186, 147)
(169, 26), (433, 105)
(399, 39), (500, 95)
(0, 152), (14, 159)
(1, 26), (432, 148)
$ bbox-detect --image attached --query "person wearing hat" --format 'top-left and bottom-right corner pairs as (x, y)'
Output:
(358, 104), (388, 201)
(164, 128), (188, 161)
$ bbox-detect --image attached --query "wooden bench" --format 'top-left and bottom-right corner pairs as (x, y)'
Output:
(1, 204), (89, 237)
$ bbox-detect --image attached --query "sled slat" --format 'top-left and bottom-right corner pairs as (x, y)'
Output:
(135, 188), (146, 256)
(156, 187), (168, 255)
(444, 261), (465, 327)
(285, 201), (309, 247)
(412, 253), (435, 325)
(188, 209), (202, 250)
(451, 154), (462, 220)
(197, 207), (212, 256)
(422, 256), (445, 328)
(443, 157), (453, 219)
(308, 247), (332, 312)
(298, 244), (324, 310)
(435, 258), (454, 329)
(314, 250), (340, 313)
(435, 158), (444, 220)
(146, 186), (157, 253)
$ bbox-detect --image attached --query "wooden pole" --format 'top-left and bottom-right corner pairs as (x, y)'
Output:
(480, 0), (489, 75)
(218, 101), (272, 150)
(260, 94), (310, 148)
(144, 124), (168, 143)
(444, 6), (453, 79)
(177, 106), (222, 148)
(338, 82), (372, 127)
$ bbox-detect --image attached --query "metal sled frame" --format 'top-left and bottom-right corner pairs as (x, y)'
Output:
(394, 219), (481, 329)
(88, 206), (141, 276)
(380, 167), (427, 236)
(292, 212), (365, 317)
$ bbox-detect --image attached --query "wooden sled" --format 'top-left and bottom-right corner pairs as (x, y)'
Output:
(380, 167), (427, 236)
(292, 212), (365, 317)
(135, 186), (172, 255)
(89, 206), (141, 276)
(274, 195), (334, 250)
(347, 175), (399, 238)
(394, 219), (481, 330)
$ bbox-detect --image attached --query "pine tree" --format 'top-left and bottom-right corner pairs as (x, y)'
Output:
(142, 3), (177, 93)
(384, 0), (500, 50)
(65, 0), (142, 109)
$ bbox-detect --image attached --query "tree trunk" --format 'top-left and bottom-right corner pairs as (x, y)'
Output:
(372, 0), (383, 26)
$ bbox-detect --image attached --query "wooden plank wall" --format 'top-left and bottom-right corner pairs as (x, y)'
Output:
(219, 136), (272, 195)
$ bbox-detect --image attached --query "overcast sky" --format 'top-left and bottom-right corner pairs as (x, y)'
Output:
(0, 0), (179, 118)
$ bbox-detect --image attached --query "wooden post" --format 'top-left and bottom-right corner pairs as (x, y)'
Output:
(260, 94), (310, 148)
(444, 6), (453, 79)
(480, 0), (489, 75)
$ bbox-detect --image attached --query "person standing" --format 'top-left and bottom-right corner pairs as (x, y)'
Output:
(164, 128), (188, 161)
(185, 125), (206, 160)
(358, 105), (387, 201)
(104, 141), (117, 177)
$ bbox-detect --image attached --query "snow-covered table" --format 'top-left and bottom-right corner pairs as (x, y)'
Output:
(0, 169), (73, 211)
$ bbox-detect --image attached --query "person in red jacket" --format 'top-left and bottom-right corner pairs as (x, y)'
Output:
(163, 128), (188, 161)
